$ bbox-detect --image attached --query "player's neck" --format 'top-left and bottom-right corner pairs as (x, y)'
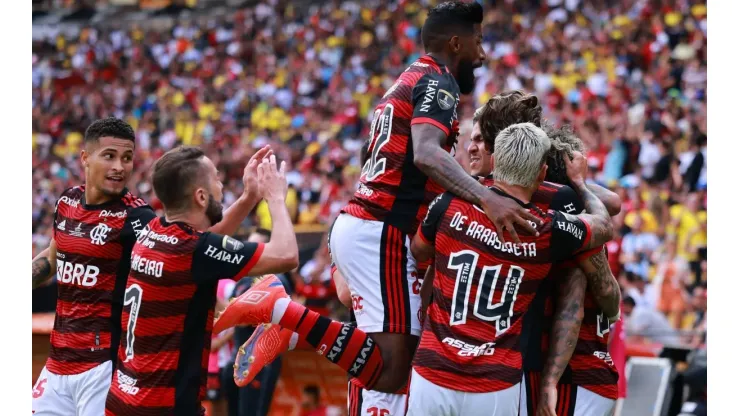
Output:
(84, 185), (114, 206)
(426, 51), (454, 71)
(493, 183), (534, 204)
(164, 211), (210, 231)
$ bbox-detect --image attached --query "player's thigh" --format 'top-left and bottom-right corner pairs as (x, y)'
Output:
(32, 367), (76, 416)
(462, 382), (521, 416)
(406, 369), (461, 416)
(573, 386), (616, 416)
(348, 379), (408, 416)
(73, 360), (113, 416)
(329, 214), (421, 337)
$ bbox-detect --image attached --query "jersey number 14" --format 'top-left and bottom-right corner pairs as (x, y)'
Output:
(448, 250), (523, 334)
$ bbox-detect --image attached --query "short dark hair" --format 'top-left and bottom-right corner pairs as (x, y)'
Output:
(477, 91), (542, 152)
(623, 296), (636, 308)
(421, 1), (483, 51)
(152, 146), (207, 213)
(84, 117), (135, 144)
(542, 124), (585, 185)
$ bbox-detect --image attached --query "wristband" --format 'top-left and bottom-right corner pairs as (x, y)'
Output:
(608, 310), (621, 323)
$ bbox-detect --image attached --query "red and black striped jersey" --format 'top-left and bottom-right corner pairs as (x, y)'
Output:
(343, 54), (461, 235)
(411, 189), (592, 393)
(105, 217), (264, 416)
(49, 185), (154, 376)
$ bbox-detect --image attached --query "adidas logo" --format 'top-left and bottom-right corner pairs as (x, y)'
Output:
(57, 220), (66, 231)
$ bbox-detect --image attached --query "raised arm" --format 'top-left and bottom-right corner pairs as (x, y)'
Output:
(538, 267), (587, 416)
(565, 152), (614, 249)
(247, 155), (299, 276)
(32, 240), (57, 289)
(578, 247), (621, 320)
(586, 183), (622, 216)
(209, 145), (273, 235)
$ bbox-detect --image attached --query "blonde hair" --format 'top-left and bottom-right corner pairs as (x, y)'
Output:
(493, 123), (551, 188)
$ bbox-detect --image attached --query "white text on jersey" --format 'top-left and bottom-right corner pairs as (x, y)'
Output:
(442, 337), (496, 357)
(205, 245), (245, 265)
(56, 260), (99, 287)
(452, 212), (537, 257)
(131, 254), (164, 278)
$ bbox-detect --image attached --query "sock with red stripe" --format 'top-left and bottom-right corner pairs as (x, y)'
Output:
(273, 299), (383, 388)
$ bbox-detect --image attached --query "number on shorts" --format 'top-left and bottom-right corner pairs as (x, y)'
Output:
(596, 311), (610, 337)
(448, 250), (523, 333)
(123, 284), (143, 362)
(32, 378), (47, 399)
(363, 104), (394, 181)
(368, 408), (389, 416)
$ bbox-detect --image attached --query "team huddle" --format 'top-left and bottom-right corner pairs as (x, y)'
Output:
(32, 2), (622, 416)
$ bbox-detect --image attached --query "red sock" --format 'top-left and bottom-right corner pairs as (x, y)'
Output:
(279, 301), (383, 388)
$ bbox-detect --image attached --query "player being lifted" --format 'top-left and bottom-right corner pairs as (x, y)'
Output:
(213, 2), (544, 415)
(31, 117), (272, 416)
(463, 93), (621, 415)
(407, 123), (615, 415)
(105, 148), (299, 415)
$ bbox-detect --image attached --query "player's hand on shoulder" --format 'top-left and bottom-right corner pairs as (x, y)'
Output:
(257, 154), (287, 202)
(481, 190), (542, 244)
(242, 145), (273, 201)
(565, 151), (587, 187)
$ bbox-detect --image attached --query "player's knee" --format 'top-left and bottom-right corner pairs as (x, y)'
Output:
(369, 333), (418, 392)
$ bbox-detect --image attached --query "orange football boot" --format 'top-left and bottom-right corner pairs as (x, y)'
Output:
(233, 323), (293, 387)
(214, 275), (288, 334)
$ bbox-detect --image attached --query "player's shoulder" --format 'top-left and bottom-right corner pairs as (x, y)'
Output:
(59, 185), (84, 199)
(121, 190), (149, 209)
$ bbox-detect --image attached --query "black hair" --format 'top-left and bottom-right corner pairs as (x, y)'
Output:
(421, 1), (483, 51)
(542, 124), (585, 185)
(152, 146), (207, 213)
(84, 117), (136, 144)
(623, 296), (636, 308)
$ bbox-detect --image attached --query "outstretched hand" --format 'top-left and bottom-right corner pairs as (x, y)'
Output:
(257, 154), (287, 202)
(243, 145), (273, 201)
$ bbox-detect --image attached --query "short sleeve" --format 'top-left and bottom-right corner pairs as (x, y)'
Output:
(191, 232), (265, 285)
(549, 211), (592, 262)
(411, 73), (459, 137)
(418, 192), (454, 245)
(549, 184), (583, 214)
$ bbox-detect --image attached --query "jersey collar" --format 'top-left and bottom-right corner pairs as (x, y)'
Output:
(81, 186), (129, 210)
(489, 186), (534, 209)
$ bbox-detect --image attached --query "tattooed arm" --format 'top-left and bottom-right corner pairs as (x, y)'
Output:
(587, 183), (622, 216)
(32, 239), (57, 289)
(578, 247), (621, 319)
(564, 152), (614, 249)
(411, 124), (540, 243)
(538, 267), (587, 416)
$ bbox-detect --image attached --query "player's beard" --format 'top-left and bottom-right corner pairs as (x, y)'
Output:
(456, 59), (476, 95)
(205, 194), (224, 226)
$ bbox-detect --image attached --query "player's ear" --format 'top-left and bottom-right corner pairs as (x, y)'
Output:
(80, 149), (90, 169)
(448, 35), (461, 54)
(194, 187), (208, 209)
(538, 164), (548, 182)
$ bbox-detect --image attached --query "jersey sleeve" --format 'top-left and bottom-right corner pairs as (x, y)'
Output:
(418, 192), (454, 245)
(191, 232), (265, 285)
(410, 72), (459, 137)
(120, 206), (157, 250)
(549, 184), (584, 214)
(549, 211), (592, 263)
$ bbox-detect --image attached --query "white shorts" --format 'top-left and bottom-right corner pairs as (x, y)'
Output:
(32, 360), (113, 416)
(407, 368), (520, 416)
(519, 373), (616, 416)
(348, 379), (408, 416)
(329, 213), (422, 336)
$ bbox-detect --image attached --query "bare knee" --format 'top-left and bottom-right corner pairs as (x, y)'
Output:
(368, 333), (418, 393)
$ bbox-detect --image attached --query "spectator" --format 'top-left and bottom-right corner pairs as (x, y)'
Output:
(623, 296), (681, 346)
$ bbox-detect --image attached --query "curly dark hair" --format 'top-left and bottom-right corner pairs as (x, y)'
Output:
(84, 117), (135, 144)
(421, 1), (484, 50)
(475, 90), (543, 152)
(542, 124), (585, 185)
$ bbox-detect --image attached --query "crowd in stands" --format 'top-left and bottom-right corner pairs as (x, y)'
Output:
(32, 0), (707, 394)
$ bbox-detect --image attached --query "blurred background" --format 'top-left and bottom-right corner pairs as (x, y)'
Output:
(32, 0), (707, 415)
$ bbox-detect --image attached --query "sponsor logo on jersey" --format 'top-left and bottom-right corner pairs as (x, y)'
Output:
(59, 196), (79, 208)
(90, 223), (112, 245)
(99, 209), (126, 218)
(410, 61), (429, 68)
(141, 229), (179, 247)
(205, 245), (246, 265)
(442, 337), (496, 357)
(70, 223), (85, 238)
(350, 336), (374, 375)
(327, 324), (350, 362)
(57, 220), (66, 231)
(56, 261), (99, 287)
(117, 370), (140, 395)
(131, 220), (146, 239)
(593, 351), (614, 367)
(222, 235), (244, 252)
(420, 79), (440, 112)
(556, 220), (584, 240)
(131, 254), (164, 278)
(437, 89), (455, 110)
